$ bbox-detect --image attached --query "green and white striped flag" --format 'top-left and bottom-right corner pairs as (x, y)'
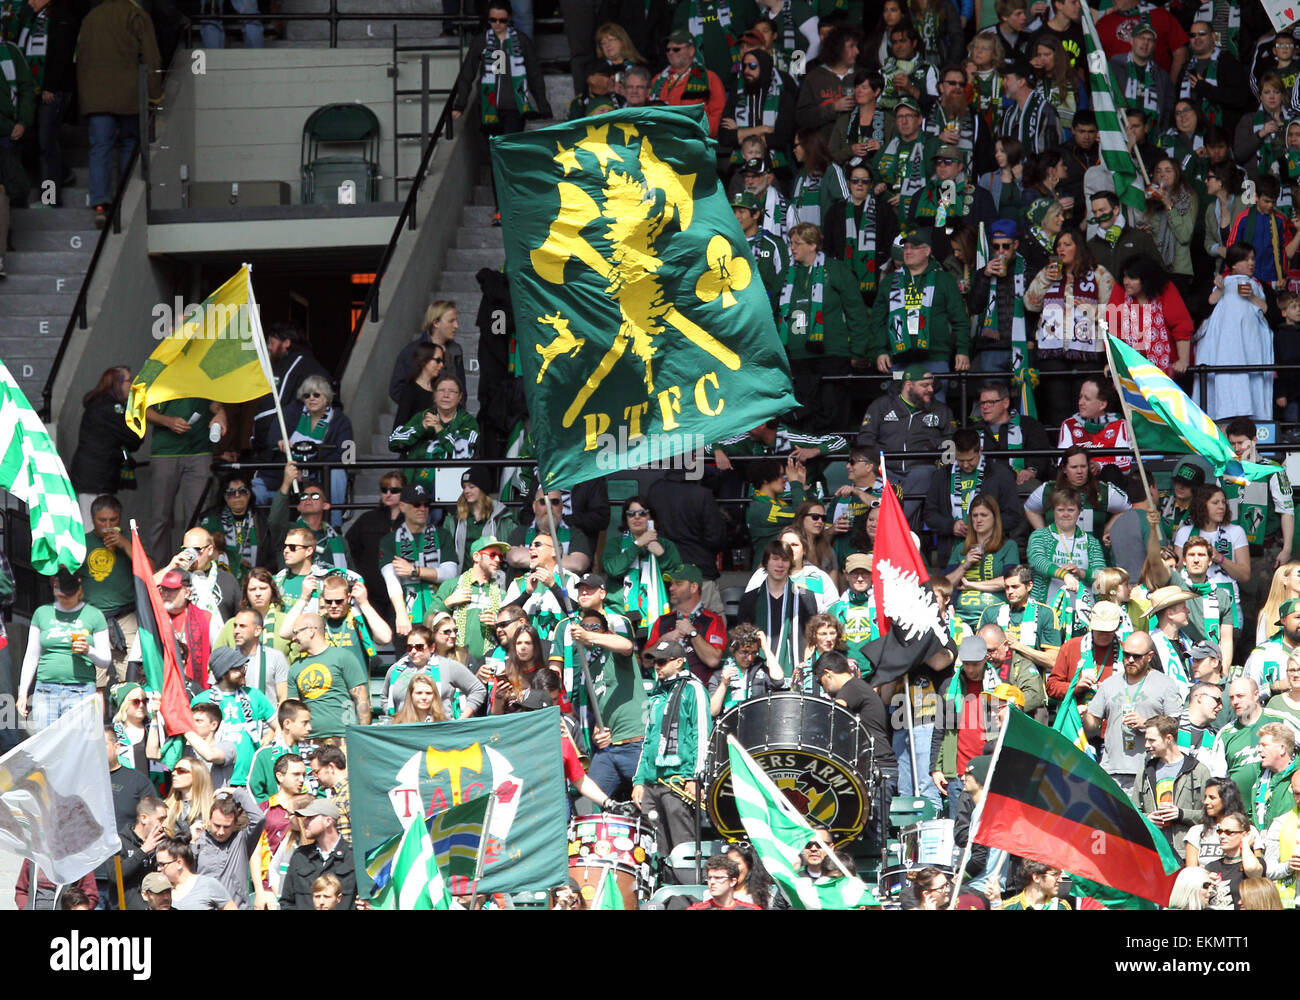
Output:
(1079, 3), (1147, 216)
(372, 813), (451, 911)
(0, 359), (85, 573)
(593, 866), (626, 910)
(726, 735), (879, 909)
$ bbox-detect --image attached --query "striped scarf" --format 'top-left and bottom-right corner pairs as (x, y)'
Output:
(686, 0), (740, 69)
(886, 266), (937, 353)
(1003, 89), (1050, 151)
(1180, 49), (1223, 125)
(778, 252), (827, 348)
(480, 28), (537, 125)
(842, 198), (879, 295)
(620, 538), (670, 629)
(652, 63), (712, 102)
(1122, 55), (1162, 129)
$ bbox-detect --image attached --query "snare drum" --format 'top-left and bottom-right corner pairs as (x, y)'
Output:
(706, 693), (874, 846)
(901, 819), (956, 869)
(567, 813), (657, 907)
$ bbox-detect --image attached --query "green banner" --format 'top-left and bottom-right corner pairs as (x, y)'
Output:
(348, 708), (568, 895)
(491, 106), (798, 490)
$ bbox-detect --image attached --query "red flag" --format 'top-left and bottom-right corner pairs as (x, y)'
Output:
(871, 466), (929, 639)
(130, 524), (196, 738)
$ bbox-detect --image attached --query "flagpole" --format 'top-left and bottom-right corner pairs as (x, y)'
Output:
(1102, 332), (1158, 512)
(466, 789), (494, 906)
(243, 263), (299, 495)
(903, 675), (920, 798)
(947, 707), (1011, 910)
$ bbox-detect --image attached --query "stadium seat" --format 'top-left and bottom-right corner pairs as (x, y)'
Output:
(300, 103), (381, 204)
(890, 796), (938, 830)
(646, 883), (706, 908)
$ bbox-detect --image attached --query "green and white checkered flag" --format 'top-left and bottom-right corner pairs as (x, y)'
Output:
(1079, 3), (1147, 216)
(372, 812), (451, 910)
(0, 360), (85, 573)
(726, 735), (879, 909)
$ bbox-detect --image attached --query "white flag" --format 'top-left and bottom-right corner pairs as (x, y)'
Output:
(0, 696), (121, 884)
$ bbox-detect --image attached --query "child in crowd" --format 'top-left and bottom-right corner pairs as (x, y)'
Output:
(1275, 291), (1300, 433)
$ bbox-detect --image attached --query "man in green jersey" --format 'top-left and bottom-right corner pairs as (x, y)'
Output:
(1239, 599), (1300, 700)
(1224, 418), (1294, 577)
(81, 495), (137, 694)
(1214, 677), (1297, 801)
(286, 614), (370, 740)
(977, 565), (1062, 672)
(190, 647), (277, 786)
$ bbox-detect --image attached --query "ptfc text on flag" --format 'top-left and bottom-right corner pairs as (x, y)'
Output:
(491, 106), (797, 490)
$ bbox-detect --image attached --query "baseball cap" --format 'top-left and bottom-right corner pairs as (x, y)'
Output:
(844, 554), (872, 573)
(730, 190), (761, 211)
(1089, 601), (1123, 631)
(667, 28), (693, 45)
(902, 226), (932, 246)
(1173, 461), (1206, 485)
(576, 572), (607, 591)
(296, 798), (341, 819)
(587, 59), (616, 75)
(1189, 640), (1222, 660)
(649, 639), (687, 660)
(519, 689), (553, 711)
(141, 873), (172, 893)
(1132, 16), (1156, 37)
(664, 565), (703, 584)
(991, 218), (1018, 239)
(902, 362), (934, 382)
(159, 568), (189, 591)
(896, 96), (921, 113)
(931, 143), (965, 163)
(471, 536), (509, 556)
(740, 156), (770, 175)
(401, 483), (431, 505)
(111, 682), (143, 712)
(1282, 598), (1300, 617)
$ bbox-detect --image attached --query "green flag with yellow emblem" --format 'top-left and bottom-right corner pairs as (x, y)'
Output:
(491, 106), (797, 491)
(125, 265), (275, 436)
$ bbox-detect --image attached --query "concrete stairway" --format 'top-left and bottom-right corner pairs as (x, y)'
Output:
(0, 132), (97, 408)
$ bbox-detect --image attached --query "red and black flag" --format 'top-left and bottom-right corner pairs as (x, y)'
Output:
(130, 523), (196, 743)
(972, 709), (1182, 907)
(858, 463), (955, 686)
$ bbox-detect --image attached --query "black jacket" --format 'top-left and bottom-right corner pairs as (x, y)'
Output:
(41, 0), (83, 93)
(453, 30), (552, 120)
(388, 332), (466, 404)
(474, 267), (527, 453)
(252, 347), (330, 456)
(646, 471), (728, 580)
(279, 838), (357, 910)
(69, 394), (145, 495)
(975, 414), (1054, 482)
(344, 504), (402, 619)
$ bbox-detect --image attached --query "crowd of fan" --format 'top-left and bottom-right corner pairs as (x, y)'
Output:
(14, 0), (1300, 911)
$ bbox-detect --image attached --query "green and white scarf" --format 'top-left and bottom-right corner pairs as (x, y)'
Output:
(0, 46), (19, 114)
(1122, 55), (1162, 130)
(752, 582), (802, 675)
(1151, 628), (1192, 695)
(480, 28), (537, 126)
(1180, 49), (1223, 125)
(1003, 88), (1050, 151)
(949, 456), (986, 521)
(1051, 582), (1083, 637)
(290, 406), (330, 449)
(886, 266), (937, 354)
(732, 71), (786, 166)
(217, 509), (258, 581)
(996, 601), (1039, 649)
(394, 520), (442, 622)
(1197, 0), (1239, 57)
(983, 254), (1027, 413)
(843, 198), (879, 295)
(686, 0), (740, 68)
(620, 538), (670, 630)
(789, 165), (846, 228)
(1250, 109), (1288, 178)
(973, 69), (1002, 132)
(997, 415), (1027, 473)
(778, 251), (826, 348)
(298, 518), (349, 569)
(880, 56), (919, 109)
(845, 106), (886, 169)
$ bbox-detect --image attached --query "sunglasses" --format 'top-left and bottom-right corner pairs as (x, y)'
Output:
(1216, 827), (1243, 835)
(666, 44), (687, 51)
(849, 178), (871, 185)
(742, 61), (759, 69)
(495, 620), (521, 631)
(303, 391), (325, 398)
(173, 767), (192, 775)
(322, 597), (347, 606)
(806, 512), (826, 521)
(438, 627), (457, 636)
(488, 15), (508, 22)
(381, 486), (403, 495)
(1190, 29), (1210, 36)
(545, 498), (564, 506)
(407, 642), (428, 651)
(224, 487), (250, 496)
(991, 241), (1014, 249)
(626, 508), (649, 516)
(284, 543), (311, 551)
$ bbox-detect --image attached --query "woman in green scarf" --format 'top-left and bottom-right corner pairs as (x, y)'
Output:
(601, 495), (682, 635)
(274, 375), (354, 530)
(388, 373), (480, 487)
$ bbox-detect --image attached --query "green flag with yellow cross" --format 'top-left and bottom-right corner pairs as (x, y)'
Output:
(490, 106), (797, 490)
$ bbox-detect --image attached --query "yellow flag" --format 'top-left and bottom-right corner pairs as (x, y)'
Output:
(125, 265), (274, 436)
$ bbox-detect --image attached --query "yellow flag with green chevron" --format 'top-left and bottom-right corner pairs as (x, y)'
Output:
(1105, 335), (1277, 484)
(125, 265), (274, 436)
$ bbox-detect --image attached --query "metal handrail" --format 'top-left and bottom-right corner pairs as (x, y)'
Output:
(184, 8), (475, 49)
(333, 76), (462, 380)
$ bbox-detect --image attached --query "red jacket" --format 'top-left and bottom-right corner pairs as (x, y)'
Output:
(1047, 634), (1120, 702)
(651, 66), (726, 137)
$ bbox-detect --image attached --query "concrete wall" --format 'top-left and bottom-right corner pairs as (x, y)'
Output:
(340, 125), (477, 458)
(146, 48), (462, 208)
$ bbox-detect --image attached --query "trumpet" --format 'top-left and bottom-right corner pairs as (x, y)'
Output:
(655, 776), (700, 808)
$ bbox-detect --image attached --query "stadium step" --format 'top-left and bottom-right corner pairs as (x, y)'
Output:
(0, 133), (96, 407)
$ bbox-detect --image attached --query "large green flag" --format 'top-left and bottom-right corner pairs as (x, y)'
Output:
(1105, 335), (1277, 483)
(0, 358), (84, 573)
(726, 736), (879, 909)
(491, 107), (798, 490)
(349, 709), (567, 896)
(1079, 5), (1147, 216)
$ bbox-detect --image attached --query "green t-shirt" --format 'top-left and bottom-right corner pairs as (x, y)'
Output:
(830, 589), (879, 678)
(190, 686), (276, 785)
(31, 603), (108, 685)
(322, 616), (374, 678)
(288, 645), (368, 738)
(1215, 711), (1291, 802)
(151, 398), (213, 457)
(550, 614), (646, 746)
(80, 532), (135, 615)
(977, 599), (1063, 650)
(948, 539), (1022, 627)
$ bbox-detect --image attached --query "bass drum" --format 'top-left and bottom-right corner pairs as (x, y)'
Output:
(706, 693), (873, 847)
(567, 813), (657, 908)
